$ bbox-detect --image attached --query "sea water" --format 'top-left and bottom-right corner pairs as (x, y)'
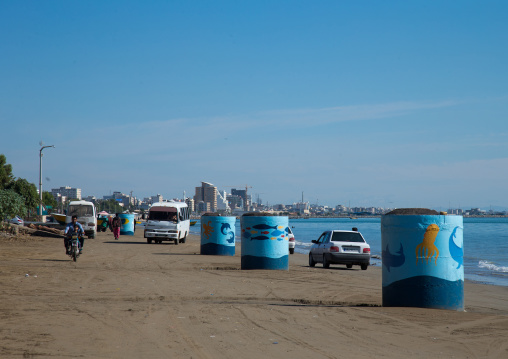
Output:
(190, 217), (508, 287)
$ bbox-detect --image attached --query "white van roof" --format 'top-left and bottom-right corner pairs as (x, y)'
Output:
(68, 200), (94, 206)
(150, 201), (188, 209)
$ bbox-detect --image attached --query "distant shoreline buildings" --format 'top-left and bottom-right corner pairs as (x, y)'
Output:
(49, 183), (507, 217)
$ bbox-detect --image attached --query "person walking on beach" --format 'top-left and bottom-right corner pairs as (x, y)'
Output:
(112, 213), (122, 240)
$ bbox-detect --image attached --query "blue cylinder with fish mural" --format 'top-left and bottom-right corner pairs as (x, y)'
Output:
(241, 214), (289, 270)
(381, 210), (464, 310)
(200, 214), (236, 256)
(119, 213), (135, 236)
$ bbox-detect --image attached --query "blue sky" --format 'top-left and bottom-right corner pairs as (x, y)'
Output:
(1, 1), (507, 210)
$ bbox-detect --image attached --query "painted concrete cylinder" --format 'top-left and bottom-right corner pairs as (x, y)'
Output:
(200, 215), (236, 256)
(241, 214), (289, 270)
(119, 213), (135, 236)
(381, 213), (464, 310)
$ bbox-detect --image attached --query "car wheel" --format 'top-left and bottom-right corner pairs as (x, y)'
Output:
(323, 255), (330, 268)
(289, 248), (294, 254)
(361, 264), (368, 270)
(147, 238), (152, 244)
(309, 253), (316, 267)
(346, 264), (353, 269)
(174, 238), (178, 245)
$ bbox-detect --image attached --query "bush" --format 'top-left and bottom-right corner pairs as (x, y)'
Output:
(0, 189), (27, 220)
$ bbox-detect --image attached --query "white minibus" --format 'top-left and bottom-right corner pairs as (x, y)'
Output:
(66, 200), (97, 239)
(144, 201), (190, 245)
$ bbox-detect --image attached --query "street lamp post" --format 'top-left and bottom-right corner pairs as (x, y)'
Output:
(39, 144), (55, 216)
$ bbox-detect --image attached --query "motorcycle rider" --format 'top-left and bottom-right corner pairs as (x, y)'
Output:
(64, 215), (85, 254)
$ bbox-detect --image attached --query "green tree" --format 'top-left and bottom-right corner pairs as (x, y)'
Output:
(42, 191), (57, 208)
(0, 189), (27, 220)
(8, 178), (39, 212)
(0, 154), (14, 189)
(95, 199), (124, 214)
(106, 199), (124, 214)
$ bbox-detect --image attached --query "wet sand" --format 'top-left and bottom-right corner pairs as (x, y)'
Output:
(1, 229), (508, 358)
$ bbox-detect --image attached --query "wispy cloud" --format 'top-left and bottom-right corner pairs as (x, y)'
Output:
(108, 98), (462, 142)
(255, 100), (461, 127)
(69, 98), (463, 161)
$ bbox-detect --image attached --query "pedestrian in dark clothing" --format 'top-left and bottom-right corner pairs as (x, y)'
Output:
(112, 213), (122, 240)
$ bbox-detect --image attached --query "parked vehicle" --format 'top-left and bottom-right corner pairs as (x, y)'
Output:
(10, 216), (24, 226)
(97, 216), (109, 232)
(144, 201), (190, 245)
(66, 200), (97, 239)
(309, 229), (370, 270)
(288, 227), (295, 254)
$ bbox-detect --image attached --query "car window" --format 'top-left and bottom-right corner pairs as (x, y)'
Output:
(68, 205), (94, 217)
(316, 233), (326, 244)
(331, 232), (365, 243)
(323, 232), (331, 243)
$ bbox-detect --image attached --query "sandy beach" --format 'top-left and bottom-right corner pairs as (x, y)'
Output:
(1, 229), (508, 358)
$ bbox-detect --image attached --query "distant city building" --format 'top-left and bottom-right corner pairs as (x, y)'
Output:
(273, 204), (286, 211)
(139, 202), (150, 211)
(468, 208), (487, 215)
(216, 190), (231, 213)
(102, 191), (133, 207)
(51, 186), (81, 201)
(54, 193), (67, 207)
(196, 201), (210, 213)
(335, 205), (348, 213)
(185, 198), (195, 212)
(231, 188), (251, 211)
(151, 194), (164, 204)
(194, 182), (217, 212)
(227, 195), (244, 210)
(294, 201), (310, 215)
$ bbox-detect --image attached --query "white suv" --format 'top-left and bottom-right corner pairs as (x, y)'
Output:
(308, 229), (370, 270)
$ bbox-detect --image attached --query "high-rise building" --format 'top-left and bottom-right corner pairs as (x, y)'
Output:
(231, 188), (250, 211)
(51, 186), (81, 201)
(194, 182), (217, 212)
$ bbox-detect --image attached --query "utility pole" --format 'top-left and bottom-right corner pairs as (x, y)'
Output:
(39, 142), (55, 217)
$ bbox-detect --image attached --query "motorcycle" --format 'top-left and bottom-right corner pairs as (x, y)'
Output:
(66, 233), (82, 262)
